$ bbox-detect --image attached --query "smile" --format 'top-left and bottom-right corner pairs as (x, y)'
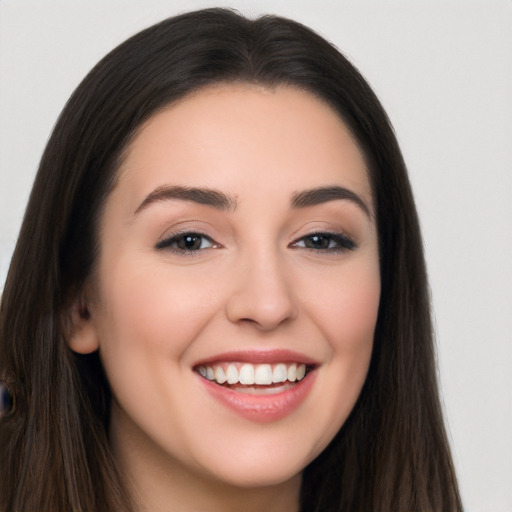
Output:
(194, 351), (318, 422)
(196, 362), (308, 387)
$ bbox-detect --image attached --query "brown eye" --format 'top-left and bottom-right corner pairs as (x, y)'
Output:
(292, 232), (356, 252)
(303, 234), (332, 249)
(176, 234), (205, 251)
(156, 232), (215, 252)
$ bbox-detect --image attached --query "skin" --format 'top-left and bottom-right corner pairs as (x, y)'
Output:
(70, 84), (381, 512)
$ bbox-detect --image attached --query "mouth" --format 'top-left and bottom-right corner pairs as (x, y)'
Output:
(195, 362), (314, 395)
(193, 351), (318, 422)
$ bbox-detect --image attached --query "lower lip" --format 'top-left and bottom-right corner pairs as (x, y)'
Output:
(199, 372), (316, 423)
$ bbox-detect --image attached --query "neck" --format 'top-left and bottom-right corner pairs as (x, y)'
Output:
(110, 405), (302, 512)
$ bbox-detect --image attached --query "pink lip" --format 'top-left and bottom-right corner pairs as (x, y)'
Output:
(194, 349), (319, 422)
(200, 375), (315, 423)
(197, 372), (317, 424)
(193, 349), (318, 367)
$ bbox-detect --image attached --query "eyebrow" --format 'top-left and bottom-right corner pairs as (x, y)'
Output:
(291, 186), (371, 217)
(134, 185), (237, 214)
(134, 184), (371, 218)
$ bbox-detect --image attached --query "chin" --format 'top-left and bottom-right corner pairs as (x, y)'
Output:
(202, 459), (304, 490)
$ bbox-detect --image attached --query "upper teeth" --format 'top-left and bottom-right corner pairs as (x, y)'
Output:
(198, 363), (307, 385)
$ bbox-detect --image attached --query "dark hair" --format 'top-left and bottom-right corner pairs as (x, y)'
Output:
(0, 8), (462, 511)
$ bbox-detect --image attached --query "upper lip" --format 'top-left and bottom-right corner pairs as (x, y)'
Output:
(193, 349), (319, 367)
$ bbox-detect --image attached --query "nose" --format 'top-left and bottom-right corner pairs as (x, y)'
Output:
(225, 248), (298, 331)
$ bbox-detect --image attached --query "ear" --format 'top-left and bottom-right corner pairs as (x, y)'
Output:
(67, 292), (100, 354)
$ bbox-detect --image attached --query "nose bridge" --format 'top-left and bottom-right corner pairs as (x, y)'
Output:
(226, 241), (297, 330)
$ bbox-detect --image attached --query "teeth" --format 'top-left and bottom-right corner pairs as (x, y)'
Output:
(198, 362), (308, 386)
(255, 364), (272, 385)
(239, 364), (255, 385)
(272, 364), (287, 383)
(287, 363), (297, 382)
(226, 364), (239, 385)
(214, 366), (227, 384)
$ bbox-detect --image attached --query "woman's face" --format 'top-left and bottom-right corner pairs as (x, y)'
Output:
(76, 85), (380, 488)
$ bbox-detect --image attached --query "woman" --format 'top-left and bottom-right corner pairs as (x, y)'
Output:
(0, 8), (463, 511)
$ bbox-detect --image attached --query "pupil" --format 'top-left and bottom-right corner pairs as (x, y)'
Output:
(181, 235), (201, 250)
(307, 235), (329, 249)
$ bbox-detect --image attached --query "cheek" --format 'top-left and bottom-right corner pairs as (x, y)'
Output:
(331, 267), (379, 383)
(95, 256), (221, 357)
(306, 257), (380, 441)
(316, 256), (381, 353)
(91, 258), (226, 445)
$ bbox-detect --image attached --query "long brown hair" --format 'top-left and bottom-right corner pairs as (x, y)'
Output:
(0, 8), (463, 511)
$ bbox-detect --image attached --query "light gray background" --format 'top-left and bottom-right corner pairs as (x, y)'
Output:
(1, 1), (511, 510)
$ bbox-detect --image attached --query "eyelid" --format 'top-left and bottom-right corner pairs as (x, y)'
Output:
(154, 224), (356, 256)
(155, 229), (219, 253)
(289, 230), (356, 252)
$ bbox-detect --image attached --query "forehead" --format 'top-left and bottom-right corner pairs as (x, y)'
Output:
(115, 84), (373, 212)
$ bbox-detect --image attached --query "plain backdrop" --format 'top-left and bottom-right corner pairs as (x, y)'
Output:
(1, 1), (511, 511)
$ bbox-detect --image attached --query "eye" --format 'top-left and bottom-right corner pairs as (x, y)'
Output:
(291, 232), (356, 252)
(155, 232), (216, 253)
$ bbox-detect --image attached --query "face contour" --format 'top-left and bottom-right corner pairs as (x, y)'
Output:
(73, 85), (380, 492)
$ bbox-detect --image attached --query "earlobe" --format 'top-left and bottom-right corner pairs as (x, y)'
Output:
(67, 297), (100, 354)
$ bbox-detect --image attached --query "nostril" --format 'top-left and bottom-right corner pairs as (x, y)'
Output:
(224, 258), (298, 329)
(237, 310), (296, 331)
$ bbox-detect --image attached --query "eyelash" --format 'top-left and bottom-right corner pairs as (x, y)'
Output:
(155, 231), (356, 255)
(155, 231), (217, 254)
(290, 232), (356, 253)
